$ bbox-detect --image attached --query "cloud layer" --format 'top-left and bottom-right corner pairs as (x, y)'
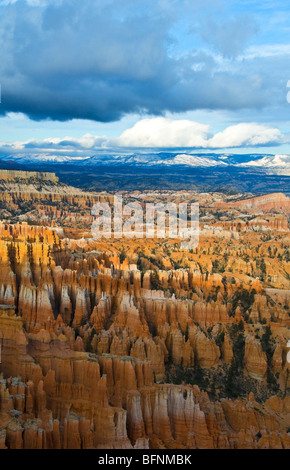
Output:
(0, 118), (285, 157)
(114, 118), (210, 148)
(0, 0), (290, 123)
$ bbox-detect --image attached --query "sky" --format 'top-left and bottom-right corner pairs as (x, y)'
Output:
(1, 0), (290, 158)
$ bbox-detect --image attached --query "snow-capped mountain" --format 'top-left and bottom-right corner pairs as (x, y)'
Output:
(240, 154), (289, 168)
(0, 152), (289, 174)
(153, 154), (228, 167)
(240, 154), (290, 175)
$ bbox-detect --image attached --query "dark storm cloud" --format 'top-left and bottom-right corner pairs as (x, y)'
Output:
(0, 0), (289, 122)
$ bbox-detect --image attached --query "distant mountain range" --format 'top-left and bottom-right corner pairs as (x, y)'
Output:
(0, 152), (289, 174)
(0, 152), (289, 193)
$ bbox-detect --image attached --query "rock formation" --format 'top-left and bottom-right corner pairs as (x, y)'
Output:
(0, 180), (289, 449)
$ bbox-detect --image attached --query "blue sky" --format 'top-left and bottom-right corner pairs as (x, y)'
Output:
(1, 0), (290, 156)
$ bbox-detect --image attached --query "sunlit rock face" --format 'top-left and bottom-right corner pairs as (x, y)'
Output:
(0, 179), (289, 449)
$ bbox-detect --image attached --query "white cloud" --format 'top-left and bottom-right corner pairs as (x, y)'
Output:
(207, 123), (283, 148)
(240, 154), (290, 168)
(47, 134), (107, 149)
(0, 118), (285, 153)
(113, 117), (210, 148)
(113, 119), (283, 149)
